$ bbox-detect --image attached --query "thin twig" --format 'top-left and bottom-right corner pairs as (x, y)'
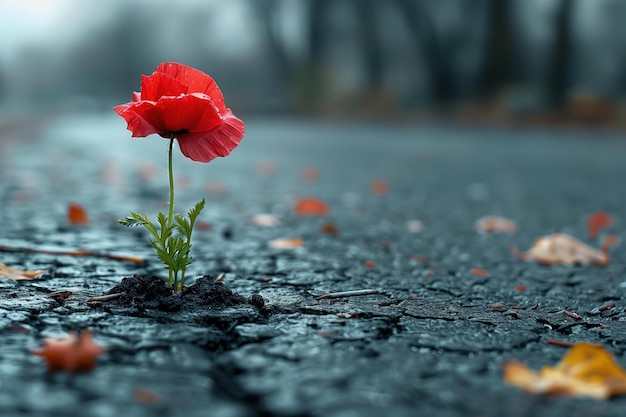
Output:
(0, 245), (143, 263)
(546, 339), (575, 348)
(87, 293), (124, 302)
(48, 291), (72, 299)
(591, 302), (616, 315)
(563, 310), (582, 320)
(315, 289), (379, 300)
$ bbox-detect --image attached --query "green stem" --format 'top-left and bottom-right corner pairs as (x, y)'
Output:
(167, 137), (175, 229)
(167, 136), (175, 288)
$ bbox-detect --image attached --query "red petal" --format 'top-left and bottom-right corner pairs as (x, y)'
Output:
(114, 101), (164, 137)
(140, 72), (188, 101)
(177, 110), (244, 162)
(154, 94), (221, 134)
(155, 62), (226, 112)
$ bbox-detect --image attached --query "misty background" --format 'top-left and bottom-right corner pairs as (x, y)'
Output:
(0, 0), (625, 127)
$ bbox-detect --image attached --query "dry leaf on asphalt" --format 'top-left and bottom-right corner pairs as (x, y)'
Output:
(33, 330), (105, 373)
(0, 263), (46, 281)
(269, 238), (303, 249)
(250, 214), (281, 227)
(67, 202), (90, 225)
(294, 197), (330, 217)
(503, 342), (626, 399)
(475, 216), (517, 233)
(587, 212), (613, 239)
(321, 222), (340, 235)
(510, 233), (616, 266)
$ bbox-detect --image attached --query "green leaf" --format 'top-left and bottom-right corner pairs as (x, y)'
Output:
(123, 199), (206, 291)
(118, 217), (145, 227)
(174, 214), (191, 237)
(188, 199), (206, 223)
(157, 211), (168, 228)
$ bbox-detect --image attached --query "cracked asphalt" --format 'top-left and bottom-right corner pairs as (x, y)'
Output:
(0, 113), (626, 416)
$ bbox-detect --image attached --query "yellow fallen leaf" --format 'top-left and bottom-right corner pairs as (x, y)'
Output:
(503, 342), (626, 399)
(0, 263), (46, 281)
(475, 216), (517, 233)
(511, 233), (615, 265)
(269, 238), (303, 249)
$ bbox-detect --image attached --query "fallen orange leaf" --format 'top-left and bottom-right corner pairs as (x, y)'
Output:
(470, 268), (488, 276)
(269, 238), (303, 249)
(475, 216), (517, 233)
(503, 342), (626, 399)
(511, 233), (615, 265)
(67, 202), (89, 226)
(587, 212), (613, 239)
(321, 222), (340, 235)
(295, 197), (330, 217)
(33, 330), (105, 373)
(371, 179), (389, 196)
(0, 263), (46, 281)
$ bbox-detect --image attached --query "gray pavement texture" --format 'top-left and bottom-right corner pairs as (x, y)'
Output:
(1, 114), (626, 417)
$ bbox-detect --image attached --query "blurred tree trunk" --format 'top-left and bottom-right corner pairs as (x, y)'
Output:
(308, 0), (330, 70)
(395, 0), (456, 106)
(479, 0), (512, 97)
(251, 0), (292, 82)
(546, 0), (574, 107)
(295, 0), (331, 110)
(354, 0), (384, 90)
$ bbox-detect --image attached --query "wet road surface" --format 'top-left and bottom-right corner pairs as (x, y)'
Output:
(1, 113), (626, 416)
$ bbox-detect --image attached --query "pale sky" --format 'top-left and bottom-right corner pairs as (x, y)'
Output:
(0, 0), (243, 61)
(0, 0), (82, 59)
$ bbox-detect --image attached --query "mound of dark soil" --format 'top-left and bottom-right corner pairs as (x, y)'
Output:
(105, 275), (265, 313)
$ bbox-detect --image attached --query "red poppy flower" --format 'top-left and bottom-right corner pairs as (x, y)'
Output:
(114, 62), (244, 163)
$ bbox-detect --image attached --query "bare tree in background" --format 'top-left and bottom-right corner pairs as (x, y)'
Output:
(479, 0), (513, 97)
(292, 0), (331, 110)
(395, 0), (459, 107)
(251, 0), (292, 83)
(546, 0), (574, 107)
(65, 4), (156, 99)
(354, 0), (384, 91)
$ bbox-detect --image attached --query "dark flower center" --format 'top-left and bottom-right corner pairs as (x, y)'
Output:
(172, 129), (190, 135)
